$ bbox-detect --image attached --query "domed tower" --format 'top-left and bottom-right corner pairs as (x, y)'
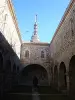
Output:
(30, 15), (40, 42)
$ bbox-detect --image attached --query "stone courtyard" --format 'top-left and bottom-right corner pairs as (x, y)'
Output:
(0, 0), (75, 100)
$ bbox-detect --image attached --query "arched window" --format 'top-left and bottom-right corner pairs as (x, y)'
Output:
(41, 51), (44, 58)
(25, 50), (29, 58)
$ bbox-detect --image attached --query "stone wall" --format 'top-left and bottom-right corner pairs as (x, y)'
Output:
(49, 0), (75, 94)
(50, 0), (75, 63)
(0, 32), (21, 96)
(0, 0), (21, 58)
(20, 42), (50, 69)
(20, 42), (51, 85)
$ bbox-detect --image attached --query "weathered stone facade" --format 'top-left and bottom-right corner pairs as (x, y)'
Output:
(0, 32), (21, 96)
(0, 0), (21, 58)
(0, 0), (22, 96)
(21, 42), (50, 68)
(49, 0), (75, 95)
(20, 42), (51, 85)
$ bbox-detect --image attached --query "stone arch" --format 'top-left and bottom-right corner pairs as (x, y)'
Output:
(24, 63), (48, 72)
(54, 65), (58, 88)
(20, 64), (49, 86)
(69, 55), (75, 94)
(0, 52), (3, 71)
(59, 62), (67, 90)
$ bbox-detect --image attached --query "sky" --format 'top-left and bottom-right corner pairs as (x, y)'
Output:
(12, 0), (70, 43)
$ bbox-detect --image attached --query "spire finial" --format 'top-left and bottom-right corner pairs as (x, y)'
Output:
(30, 15), (40, 42)
(35, 14), (37, 23)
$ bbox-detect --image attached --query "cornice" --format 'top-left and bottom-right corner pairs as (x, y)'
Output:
(22, 42), (50, 46)
(50, 0), (74, 46)
(7, 0), (22, 43)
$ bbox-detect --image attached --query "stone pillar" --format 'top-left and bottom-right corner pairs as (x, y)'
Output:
(58, 73), (60, 91)
(66, 72), (69, 94)
(65, 62), (69, 94)
(48, 73), (51, 86)
(47, 67), (51, 86)
(57, 64), (60, 91)
(52, 66), (54, 85)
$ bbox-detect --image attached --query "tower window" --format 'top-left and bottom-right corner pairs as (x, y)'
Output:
(25, 50), (29, 58)
(41, 51), (44, 58)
